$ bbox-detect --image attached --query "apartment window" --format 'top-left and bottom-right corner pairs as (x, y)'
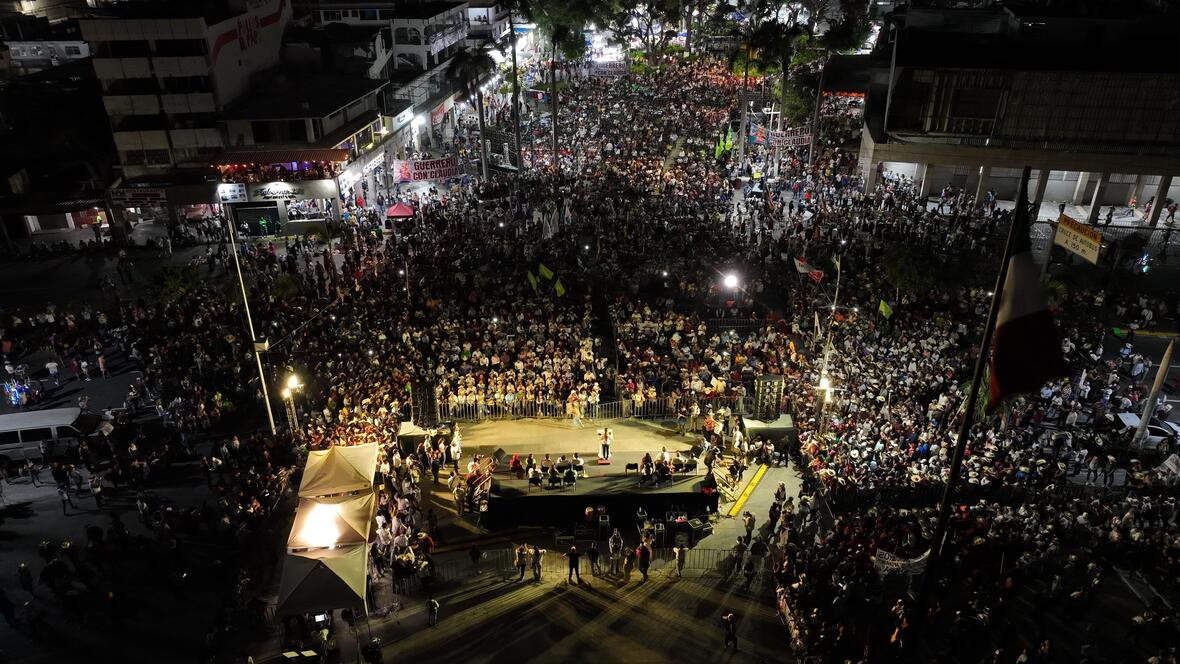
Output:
(121, 150), (146, 165)
(160, 75), (211, 94)
(359, 9), (377, 20)
(252, 121), (274, 143)
(322, 10), (342, 21)
(65, 46), (81, 56)
(154, 39), (207, 57)
(144, 149), (172, 165)
(105, 77), (160, 95)
(9, 47), (22, 57)
(379, 10), (394, 19)
(95, 40), (151, 58)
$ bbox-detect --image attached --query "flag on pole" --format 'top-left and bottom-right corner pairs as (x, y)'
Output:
(988, 167), (1067, 410)
(527, 270), (538, 293)
(832, 255), (841, 270)
(878, 300), (893, 319)
(538, 263), (554, 280)
(554, 278), (566, 297)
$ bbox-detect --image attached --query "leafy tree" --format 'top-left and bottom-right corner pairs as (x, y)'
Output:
(820, 1), (872, 53)
(881, 244), (937, 295)
(152, 265), (202, 305)
(604, 0), (681, 59)
(447, 44), (498, 179)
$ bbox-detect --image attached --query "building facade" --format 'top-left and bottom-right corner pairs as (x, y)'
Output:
(465, 0), (509, 46)
(853, 5), (1180, 225)
(79, 0), (292, 177)
(2, 37), (87, 74)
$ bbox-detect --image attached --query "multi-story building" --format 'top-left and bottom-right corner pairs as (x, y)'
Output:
(310, 1), (473, 149)
(2, 36), (87, 75)
(850, 4), (1180, 225)
(79, 0), (292, 177)
(464, 0), (509, 46)
(1, 0), (90, 24)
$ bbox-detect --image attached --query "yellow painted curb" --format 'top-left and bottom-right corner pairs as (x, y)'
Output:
(727, 464), (768, 517)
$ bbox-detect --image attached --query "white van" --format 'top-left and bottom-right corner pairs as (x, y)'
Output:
(0, 408), (104, 465)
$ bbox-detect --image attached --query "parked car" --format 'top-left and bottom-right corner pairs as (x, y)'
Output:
(1115, 413), (1180, 455)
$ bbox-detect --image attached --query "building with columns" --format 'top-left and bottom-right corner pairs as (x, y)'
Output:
(851, 4), (1180, 225)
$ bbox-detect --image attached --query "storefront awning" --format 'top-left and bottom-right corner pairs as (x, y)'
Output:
(210, 148), (351, 167)
(385, 203), (415, 218)
(0, 194), (105, 215)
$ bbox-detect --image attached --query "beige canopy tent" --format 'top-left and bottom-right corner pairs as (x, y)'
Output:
(287, 492), (376, 551)
(298, 443), (379, 498)
(276, 544), (369, 616)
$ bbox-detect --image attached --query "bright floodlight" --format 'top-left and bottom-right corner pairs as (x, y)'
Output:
(287, 374), (302, 390)
(723, 273), (739, 289)
(300, 503), (342, 549)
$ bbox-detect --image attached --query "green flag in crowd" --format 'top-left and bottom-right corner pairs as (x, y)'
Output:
(527, 271), (538, 293)
(879, 300), (893, 319)
(554, 278), (566, 297)
(538, 263), (554, 280)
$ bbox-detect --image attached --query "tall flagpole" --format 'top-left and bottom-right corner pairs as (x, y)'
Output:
(910, 166), (1032, 646)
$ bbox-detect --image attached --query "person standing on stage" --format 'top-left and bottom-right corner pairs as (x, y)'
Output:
(599, 428), (612, 460)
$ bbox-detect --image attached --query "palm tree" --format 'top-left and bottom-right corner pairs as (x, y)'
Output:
(447, 44), (497, 179)
(508, 6), (523, 168)
(524, 0), (602, 175)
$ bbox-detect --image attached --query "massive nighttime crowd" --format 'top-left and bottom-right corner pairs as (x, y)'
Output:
(2, 50), (1179, 663)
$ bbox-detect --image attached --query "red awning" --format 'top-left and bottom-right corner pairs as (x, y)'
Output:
(211, 148), (351, 166)
(385, 203), (415, 218)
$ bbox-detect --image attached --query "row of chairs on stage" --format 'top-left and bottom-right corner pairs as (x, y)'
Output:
(623, 458), (698, 487)
(527, 467), (580, 492)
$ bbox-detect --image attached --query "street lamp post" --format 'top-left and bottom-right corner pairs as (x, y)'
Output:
(226, 207), (277, 435)
(284, 374), (304, 439)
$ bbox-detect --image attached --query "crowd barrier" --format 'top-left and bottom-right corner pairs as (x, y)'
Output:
(422, 546), (756, 587)
(438, 395), (754, 423)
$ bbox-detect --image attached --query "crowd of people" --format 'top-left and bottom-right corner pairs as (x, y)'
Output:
(3, 46), (1180, 663)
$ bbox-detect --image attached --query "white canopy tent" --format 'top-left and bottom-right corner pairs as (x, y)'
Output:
(276, 544), (369, 616)
(287, 492), (376, 551)
(298, 443), (379, 498)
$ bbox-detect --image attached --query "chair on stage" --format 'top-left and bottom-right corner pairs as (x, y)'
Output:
(624, 463), (640, 474)
(528, 475), (544, 492)
(548, 475), (563, 490)
(562, 468), (577, 490)
(682, 460), (698, 474)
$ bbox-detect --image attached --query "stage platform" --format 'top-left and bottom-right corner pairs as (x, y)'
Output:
(463, 419), (695, 457)
(464, 420), (716, 530)
(487, 474), (717, 530)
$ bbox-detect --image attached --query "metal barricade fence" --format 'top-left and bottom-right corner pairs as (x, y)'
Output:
(425, 547), (745, 586)
(439, 395), (756, 423)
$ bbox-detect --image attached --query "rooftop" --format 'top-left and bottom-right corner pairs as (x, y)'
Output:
(879, 6), (1180, 73)
(315, 0), (468, 19)
(82, 0), (246, 25)
(224, 75), (387, 120)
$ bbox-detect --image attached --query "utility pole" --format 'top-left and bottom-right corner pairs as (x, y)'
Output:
(1133, 340), (1175, 448)
(226, 207), (277, 435)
